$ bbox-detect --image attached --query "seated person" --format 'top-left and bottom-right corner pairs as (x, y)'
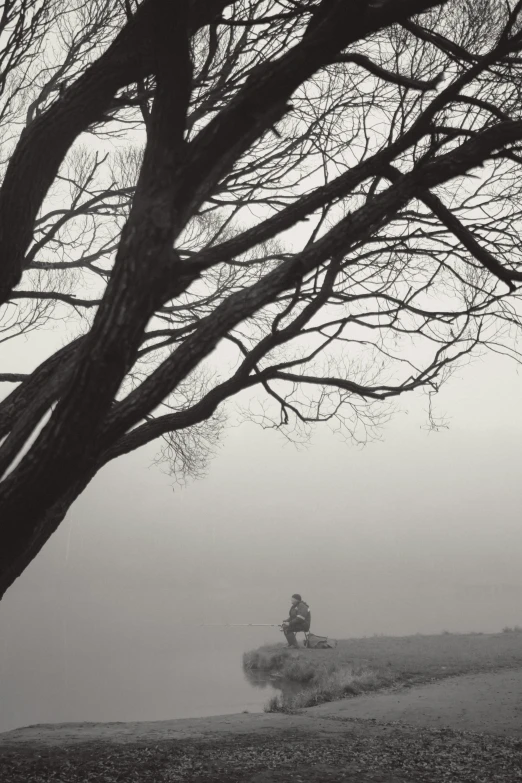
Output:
(282, 593), (310, 648)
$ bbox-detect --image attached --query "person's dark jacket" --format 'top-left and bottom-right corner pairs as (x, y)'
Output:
(286, 601), (311, 631)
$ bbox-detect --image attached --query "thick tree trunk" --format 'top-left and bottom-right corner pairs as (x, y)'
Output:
(0, 1), (194, 596)
(0, 471), (94, 600)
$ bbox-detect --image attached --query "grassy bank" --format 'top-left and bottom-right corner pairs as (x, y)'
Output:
(243, 630), (522, 712)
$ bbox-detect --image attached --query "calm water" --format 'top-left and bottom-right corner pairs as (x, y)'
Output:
(0, 623), (281, 734)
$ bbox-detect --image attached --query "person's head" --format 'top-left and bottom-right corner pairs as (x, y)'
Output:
(291, 593), (302, 605)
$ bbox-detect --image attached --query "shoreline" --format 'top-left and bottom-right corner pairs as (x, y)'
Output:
(3, 664), (522, 747)
(0, 710), (363, 746)
(3, 666), (522, 781)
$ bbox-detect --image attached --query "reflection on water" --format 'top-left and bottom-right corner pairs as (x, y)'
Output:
(243, 667), (308, 698)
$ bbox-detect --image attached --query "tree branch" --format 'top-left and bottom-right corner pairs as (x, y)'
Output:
(9, 291), (101, 308)
(189, 40), (501, 274)
(0, 374), (28, 383)
(384, 163), (522, 291)
(0, 0), (233, 305)
(334, 52), (443, 91)
(100, 116), (522, 444)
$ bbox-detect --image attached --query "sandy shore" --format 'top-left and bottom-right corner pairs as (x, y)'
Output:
(309, 667), (522, 737)
(0, 711), (353, 746)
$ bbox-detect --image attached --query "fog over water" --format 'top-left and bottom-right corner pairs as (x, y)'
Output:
(1, 333), (522, 733)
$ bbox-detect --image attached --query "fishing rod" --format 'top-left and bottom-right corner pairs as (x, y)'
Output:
(196, 623), (283, 628)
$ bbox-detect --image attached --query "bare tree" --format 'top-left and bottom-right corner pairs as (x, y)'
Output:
(1, 0), (522, 598)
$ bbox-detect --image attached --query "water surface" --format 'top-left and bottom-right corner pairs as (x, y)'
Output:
(0, 621), (281, 734)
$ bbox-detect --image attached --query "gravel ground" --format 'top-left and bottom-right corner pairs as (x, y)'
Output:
(1, 718), (522, 782)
